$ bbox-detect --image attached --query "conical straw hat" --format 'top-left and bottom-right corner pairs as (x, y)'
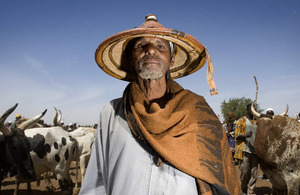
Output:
(95, 14), (218, 95)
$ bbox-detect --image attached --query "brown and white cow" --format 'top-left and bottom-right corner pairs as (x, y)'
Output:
(252, 104), (300, 194)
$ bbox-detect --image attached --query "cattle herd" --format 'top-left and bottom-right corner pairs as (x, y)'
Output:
(0, 103), (95, 195)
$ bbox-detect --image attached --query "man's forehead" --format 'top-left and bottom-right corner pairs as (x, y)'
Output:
(135, 37), (169, 44)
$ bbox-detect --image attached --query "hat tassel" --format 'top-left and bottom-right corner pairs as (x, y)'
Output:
(205, 48), (218, 95)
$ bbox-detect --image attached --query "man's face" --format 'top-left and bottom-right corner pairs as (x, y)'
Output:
(130, 37), (174, 80)
(266, 110), (274, 116)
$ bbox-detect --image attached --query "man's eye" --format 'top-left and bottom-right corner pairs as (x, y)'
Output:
(157, 45), (165, 50)
(134, 44), (143, 49)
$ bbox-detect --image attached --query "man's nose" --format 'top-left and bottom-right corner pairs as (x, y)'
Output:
(144, 44), (156, 55)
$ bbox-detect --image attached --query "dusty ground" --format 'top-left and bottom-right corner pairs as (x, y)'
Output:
(236, 165), (272, 195)
(0, 162), (81, 195)
(1, 163), (272, 194)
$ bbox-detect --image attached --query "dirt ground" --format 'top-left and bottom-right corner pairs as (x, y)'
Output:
(1, 162), (272, 194)
(0, 162), (81, 195)
(236, 165), (273, 195)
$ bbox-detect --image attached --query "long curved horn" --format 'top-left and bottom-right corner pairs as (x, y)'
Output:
(278, 104), (289, 116)
(251, 102), (261, 118)
(19, 109), (47, 130)
(57, 109), (62, 125)
(0, 103), (18, 135)
(53, 107), (58, 126)
(253, 75), (258, 107)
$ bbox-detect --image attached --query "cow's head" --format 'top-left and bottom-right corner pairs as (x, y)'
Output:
(4, 128), (36, 180)
(251, 102), (289, 141)
(251, 103), (296, 165)
(251, 103), (289, 120)
(0, 104), (46, 181)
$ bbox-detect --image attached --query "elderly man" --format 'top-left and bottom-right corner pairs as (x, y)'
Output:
(80, 15), (239, 195)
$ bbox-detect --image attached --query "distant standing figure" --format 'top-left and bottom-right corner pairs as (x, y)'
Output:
(10, 114), (21, 128)
(265, 108), (274, 116)
(225, 112), (236, 159)
(234, 104), (258, 195)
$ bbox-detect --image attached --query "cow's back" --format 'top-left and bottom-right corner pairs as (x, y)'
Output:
(25, 127), (77, 176)
(254, 116), (300, 191)
(25, 127), (77, 194)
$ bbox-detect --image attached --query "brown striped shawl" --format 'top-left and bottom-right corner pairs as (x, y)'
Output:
(123, 79), (240, 195)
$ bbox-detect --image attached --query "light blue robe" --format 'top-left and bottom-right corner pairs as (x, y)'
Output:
(79, 98), (197, 195)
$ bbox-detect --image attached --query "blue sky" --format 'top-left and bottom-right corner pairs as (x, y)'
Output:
(1, 0), (299, 125)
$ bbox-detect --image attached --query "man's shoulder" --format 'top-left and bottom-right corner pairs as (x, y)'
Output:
(183, 90), (207, 104)
(102, 98), (123, 112)
(100, 97), (127, 127)
(185, 89), (204, 98)
(100, 98), (125, 118)
(109, 97), (123, 106)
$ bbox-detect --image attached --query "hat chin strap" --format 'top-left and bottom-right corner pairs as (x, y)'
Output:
(205, 48), (218, 95)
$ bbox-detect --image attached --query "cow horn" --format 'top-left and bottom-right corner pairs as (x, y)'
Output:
(53, 107), (62, 126)
(57, 109), (62, 125)
(53, 107), (59, 126)
(253, 75), (258, 107)
(251, 102), (261, 118)
(0, 103), (18, 135)
(278, 104), (289, 116)
(19, 109), (47, 130)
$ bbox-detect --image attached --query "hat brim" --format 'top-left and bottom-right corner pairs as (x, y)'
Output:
(95, 28), (208, 81)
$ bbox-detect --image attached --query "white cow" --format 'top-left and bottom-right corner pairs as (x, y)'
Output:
(25, 127), (79, 194)
(69, 127), (96, 182)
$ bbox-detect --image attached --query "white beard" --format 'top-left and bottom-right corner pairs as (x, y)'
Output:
(138, 56), (164, 80)
(138, 69), (163, 80)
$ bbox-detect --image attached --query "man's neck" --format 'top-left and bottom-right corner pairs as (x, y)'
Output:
(137, 76), (167, 101)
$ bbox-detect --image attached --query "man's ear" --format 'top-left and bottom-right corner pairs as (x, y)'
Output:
(170, 55), (175, 67)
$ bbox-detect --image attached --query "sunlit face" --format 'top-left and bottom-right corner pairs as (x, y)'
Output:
(130, 37), (174, 80)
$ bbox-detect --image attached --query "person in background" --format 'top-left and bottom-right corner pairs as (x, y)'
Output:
(225, 112), (236, 162)
(80, 14), (239, 195)
(265, 108), (274, 116)
(10, 114), (21, 128)
(234, 104), (258, 195)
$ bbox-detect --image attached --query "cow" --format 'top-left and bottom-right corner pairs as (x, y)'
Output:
(48, 108), (95, 186)
(69, 127), (96, 182)
(28, 107), (82, 193)
(251, 103), (300, 194)
(15, 106), (80, 193)
(24, 126), (79, 194)
(0, 103), (46, 195)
